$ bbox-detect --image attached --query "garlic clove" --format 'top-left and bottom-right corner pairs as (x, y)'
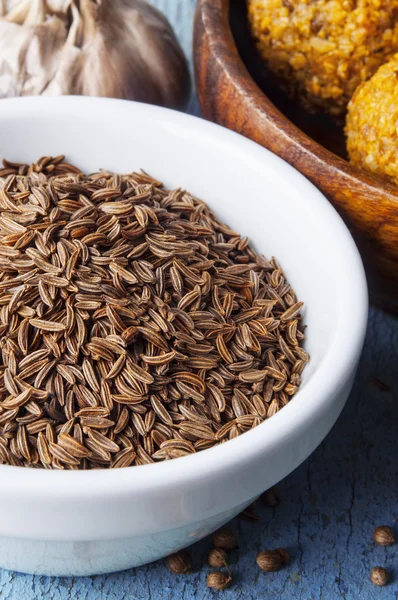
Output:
(42, 4), (84, 96)
(0, 0), (191, 109)
(0, 20), (32, 97)
(23, 17), (68, 96)
(24, 0), (46, 25)
(78, 0), (191, 109)
(4, 0), (31, 24)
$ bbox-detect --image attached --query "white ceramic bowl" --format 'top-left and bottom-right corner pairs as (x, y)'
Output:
(0, 96), (368, 576)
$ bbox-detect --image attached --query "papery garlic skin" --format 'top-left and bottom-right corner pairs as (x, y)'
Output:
(0, 0), (190, 109)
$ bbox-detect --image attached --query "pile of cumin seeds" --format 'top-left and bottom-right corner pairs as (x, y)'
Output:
(0, 156), (309, 470)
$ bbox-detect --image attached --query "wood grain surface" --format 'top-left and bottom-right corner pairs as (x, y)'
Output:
(194, 0), (398, 314)
(0, 2), (397, 599)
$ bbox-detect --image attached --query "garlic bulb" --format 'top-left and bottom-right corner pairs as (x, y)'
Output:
(0, 0), (190, 109)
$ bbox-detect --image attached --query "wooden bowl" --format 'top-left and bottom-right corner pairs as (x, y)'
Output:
(194, 0), (398, 313)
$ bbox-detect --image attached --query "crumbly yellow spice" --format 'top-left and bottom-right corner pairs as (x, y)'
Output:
(346, 55), (398, 185)
(247, 0), (398, 116)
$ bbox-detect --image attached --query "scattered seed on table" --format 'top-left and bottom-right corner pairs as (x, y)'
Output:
(239, 502), (260, 521)
(207, 571), (232, 590)
(208, 548), (228, 568)
(373, 526), (395, 546)
(256, 549), (284, 572)
(213, 528), (238, 551)
(167, 550), (193, 574)
(370, 567), (390, 586)
(371, 376), (391, 392)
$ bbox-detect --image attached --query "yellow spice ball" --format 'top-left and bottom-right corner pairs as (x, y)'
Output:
(346, 55), (398, 185)
(247, 0), (398, 116)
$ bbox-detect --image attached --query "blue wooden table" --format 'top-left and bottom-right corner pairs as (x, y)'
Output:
(1, 2), (397, 598)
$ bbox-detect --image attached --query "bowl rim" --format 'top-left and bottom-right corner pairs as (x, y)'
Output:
(0, 95), (368, 500)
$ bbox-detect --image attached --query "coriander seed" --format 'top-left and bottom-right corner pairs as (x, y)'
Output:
(371, 567), (389, 586)
(167, 550), (193, 574)
(213, 528), (238, 551)
(373, 526), (395, 546)
(207, 571), (232, 590)
(262, 487), (282, 507)
(256, 549), (283, 572)
(208, 548), (228, 568)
